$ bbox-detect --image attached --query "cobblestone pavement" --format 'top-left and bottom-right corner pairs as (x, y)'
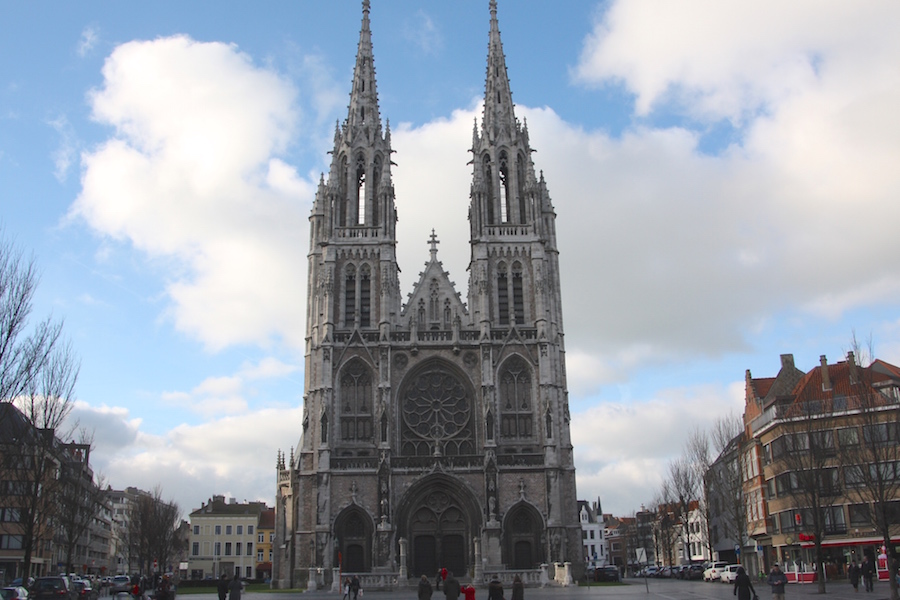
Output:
(217, 577), (895, 600)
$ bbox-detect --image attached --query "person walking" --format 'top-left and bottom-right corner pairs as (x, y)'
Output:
(511, 574), (524, 600)
(442, 570), (460, 600)
(766, 563), (788, 600)
(487, 575), (503, 600)
(849, 562), (861, 592)
(734, 567), (758, 600)
(216, 575), (228, 600)
(227, 577), (242, 600)
(418, 574), (433, 600)
(349, 575), (361, 600)
(862, 559), (874, 592)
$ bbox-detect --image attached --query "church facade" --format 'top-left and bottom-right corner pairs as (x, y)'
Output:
(274, 0), (581, 587)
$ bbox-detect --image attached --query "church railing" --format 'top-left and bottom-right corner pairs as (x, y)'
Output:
(392, 455), (485, 470)
(329, 456), (378, 470)
(332, 331), (380, 344)
(334, 226), (382, 239)
(496, 453), (544, 467)
(483, 224), (532, 237)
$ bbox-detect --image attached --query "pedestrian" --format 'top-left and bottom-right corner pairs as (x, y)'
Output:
(849, 562), (860, 592)
(862, 559), (874, 592)
(487, 574), (503, 600)
(349, 575), (361, 600)
(511, 574), (524, 600)
(227, 577), (242, 600)
(418, 574), (433, 600)
(766, 563), (788, 600)
(442, 570), (460, 600)
(216, 574), (228, 600)
(461, 583), (476, 600)
(734, 566), (758, 600)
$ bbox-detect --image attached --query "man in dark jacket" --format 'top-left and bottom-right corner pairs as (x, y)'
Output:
(442, 571), (460, 600)
(766, 564), (788, 600)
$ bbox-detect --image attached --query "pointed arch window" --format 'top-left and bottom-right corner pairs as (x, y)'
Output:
(499, 356), (533, 440)
(512, 261), (524, 325)
(356, 155), (367, 225)
(360, 264), (371, 328)
(338, 156), (348, 226)
(483, 155), (495, 225)
(372, 155), (382, 227)
(499, 152), (511, 223)
(340, 361), (373, 442)
(497, 263), (509, 326)
(516, 155), (527, 225)
(344, 265), (357, 326)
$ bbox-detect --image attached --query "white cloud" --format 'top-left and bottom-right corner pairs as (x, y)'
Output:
(71, 35), (313, 351)
(48, 114), (78, 182)
(69, 402), (302, 514)
(571, 382), (744, 514)
(78, 26), (99, 58)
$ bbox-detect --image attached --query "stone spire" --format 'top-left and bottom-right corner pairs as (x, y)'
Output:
(347, 0), (381, 134)
(482, 0), (516, 142)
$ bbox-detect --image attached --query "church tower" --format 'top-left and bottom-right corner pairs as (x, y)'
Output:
(275, 1), (581, 589)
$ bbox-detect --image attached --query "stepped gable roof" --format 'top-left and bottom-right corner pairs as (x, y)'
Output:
(749, 376), (776, 401)
(401, 230), (467, 319)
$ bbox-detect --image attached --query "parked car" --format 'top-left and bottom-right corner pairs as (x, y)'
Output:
(685, 564), (705, 580)
(71, 582), (98, 600)
(109, 577), (132, 596)
(595, 566), (620, 582)
(720, 564), (741, 583)
(29, 577), (75, 600)
(2, 586), (29, 600)
(703, 561), (729, 581)
(640, 566), (659, 577)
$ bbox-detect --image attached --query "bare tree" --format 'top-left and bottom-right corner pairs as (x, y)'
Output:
(56, 435), (107, 574)
(777, 407), (833, 594)
(0, 235), (66, 409)
(127, 488), (182, 576)
(668, 456), (697, 564)
(838, 337), (900, 600)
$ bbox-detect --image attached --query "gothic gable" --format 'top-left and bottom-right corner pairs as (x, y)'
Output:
(401, 233), (468, 329)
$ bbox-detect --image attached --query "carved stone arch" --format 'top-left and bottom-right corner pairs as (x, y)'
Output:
(333, 506), (375, 573)
(398, 358), (476, 457)
(335, 357), (375, 448)
(502, 500), (545, 569)
(497, 354), (535, 441)
(394, 474), (483, 580)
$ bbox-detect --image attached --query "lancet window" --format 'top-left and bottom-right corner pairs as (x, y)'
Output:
(499, 356), (533, 440)
(359, 264), (371, 328)
(497, 263), (509, 326)
(340, 361), (373, 443)
(356, 154), (366, 225)
(344, 265), (357, 326)
(499, 152), (511, 223)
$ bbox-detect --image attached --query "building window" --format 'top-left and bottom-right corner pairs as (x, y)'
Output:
(214, 542), (221, 556)
(193, 525), (199, 535)
(499, 356), (533, 439)
(245, 567), (252, 579)
(511, 264), (524, 325)
(226, 525), (232, 535)
(258, 533), (264, 543)
(192, 542), (199, 556)
(497, 264), (509, 325)
(257, 551), (264, 562)
(344, 265), (356, 326)
(215, 525), (221, 535)
(248, 525), (254, 535)
(247, 542), (253, 556)
(360, 264), (371, 328)
(236, 542), (242, 556)
(225, 542), (232, 556)
(236, 525), (242, 535)
(340, 360), (373, 442)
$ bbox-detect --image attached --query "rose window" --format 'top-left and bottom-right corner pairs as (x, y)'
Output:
(401, 365), (474, 456)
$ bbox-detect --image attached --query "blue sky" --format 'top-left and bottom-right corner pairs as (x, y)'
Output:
(3, 0), (900, 518)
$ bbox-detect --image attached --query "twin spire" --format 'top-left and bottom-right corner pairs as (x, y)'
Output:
(347, 0), (381, 133)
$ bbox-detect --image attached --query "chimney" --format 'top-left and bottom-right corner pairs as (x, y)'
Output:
(847, 351), (859, 385)
(781, 354), (795, 370)
(820, 355), (832, 391)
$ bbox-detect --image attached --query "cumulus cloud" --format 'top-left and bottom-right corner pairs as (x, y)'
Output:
(69, 402), (303, 514)
(71, 35), (313, 351)
(570, 382), (744, 513)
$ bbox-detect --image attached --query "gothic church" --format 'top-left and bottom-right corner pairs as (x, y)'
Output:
(274, 0), (581, 587)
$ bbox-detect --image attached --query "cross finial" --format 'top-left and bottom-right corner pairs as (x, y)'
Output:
(428, 229), (440, 257)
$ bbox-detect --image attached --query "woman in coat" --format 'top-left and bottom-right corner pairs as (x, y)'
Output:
(417, 574), (433, 600)
(734, 566), (757, 600)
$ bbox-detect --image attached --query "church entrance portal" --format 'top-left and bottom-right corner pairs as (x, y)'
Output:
(398, 476), (481, 580)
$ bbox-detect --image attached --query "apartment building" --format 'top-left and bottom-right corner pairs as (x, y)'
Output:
(188, 496), (269, 580)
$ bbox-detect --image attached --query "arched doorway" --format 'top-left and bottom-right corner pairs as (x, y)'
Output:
(333, 507), (374, 572)
(503, 502), (544, 569)
(396, 475), (482, 580)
